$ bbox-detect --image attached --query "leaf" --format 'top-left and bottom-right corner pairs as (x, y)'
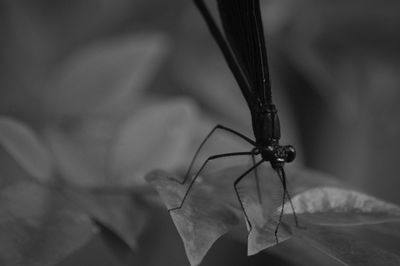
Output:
(294, 224), (400, 266)
(283, 187), (400, 226)
(45, 125), (108, 187)
(0, 116), (52, 182)
(282, 186), (400, 265)
(44, 121), (152, 254)
(110, 98), (200, 187)
(365, 221), (400, 238)
(42, 34), (169, 118)
(244, 167), (341, 255)
(147, 163), (400, 265)
(65, 188), (147, 251)
(45, 98), (195, 187)
(47, 96), (249, 188)
(146, 165), (328, 265)
(110, 96), (252, 187)
(0, 151), (95, 266)
(146, 169), (242, 266)
(94, 222), (135, 266)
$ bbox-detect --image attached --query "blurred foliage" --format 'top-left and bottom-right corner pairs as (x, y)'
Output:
(0, 0), (400, 265)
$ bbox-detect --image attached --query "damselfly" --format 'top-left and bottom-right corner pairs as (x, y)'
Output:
(170, 0), (299, 242)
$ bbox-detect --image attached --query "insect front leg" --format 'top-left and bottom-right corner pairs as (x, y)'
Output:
(172, 124), (255, 185)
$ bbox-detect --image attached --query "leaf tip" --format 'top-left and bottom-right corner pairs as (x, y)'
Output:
(0, 116), (53, 182)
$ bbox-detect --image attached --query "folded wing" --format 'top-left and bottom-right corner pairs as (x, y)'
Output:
(217, 0), (272, 106)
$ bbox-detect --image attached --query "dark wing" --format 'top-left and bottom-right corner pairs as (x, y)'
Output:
(194, 0), (259, 109)
(217, 0), (272, 105)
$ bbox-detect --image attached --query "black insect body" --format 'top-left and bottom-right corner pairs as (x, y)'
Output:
(169, 0), (299, 242)
(252, 103), (296, 168)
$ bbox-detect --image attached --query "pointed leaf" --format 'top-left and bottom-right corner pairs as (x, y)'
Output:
(146, 169), (243, 266)
(45, 98), (198, 187)
(0, 152), (95, 266)
(110, 98), (200, 186)
(65, 188), (147, 251)
(45, 126), (106, 186)
(42, 34), (169, 117)
(0, 117), (52, 182)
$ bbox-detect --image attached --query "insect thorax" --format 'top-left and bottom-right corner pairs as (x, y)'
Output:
(251, 104), (281, 144)
(251, 104), (296, 168)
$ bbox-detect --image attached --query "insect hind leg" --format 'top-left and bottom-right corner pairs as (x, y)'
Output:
(233, 160), (264, 233)
(251, 149), (262, 204)
(274, 167), (300, 244)
(274, 184), (286, 244)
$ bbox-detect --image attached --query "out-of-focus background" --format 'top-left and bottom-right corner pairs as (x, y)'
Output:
(1, 0), (399, 265)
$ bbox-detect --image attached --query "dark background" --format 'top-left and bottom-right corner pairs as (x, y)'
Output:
(1, 0), (399, 265)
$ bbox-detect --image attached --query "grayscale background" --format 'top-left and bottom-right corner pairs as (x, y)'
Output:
(1, 0), (399, 265)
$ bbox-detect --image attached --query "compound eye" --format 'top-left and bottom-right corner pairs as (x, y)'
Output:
(285, 145), (296, 163)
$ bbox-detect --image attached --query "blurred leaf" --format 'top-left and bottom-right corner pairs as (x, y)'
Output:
(65, 188), (147, 251)
(45, 125), (108, 187)
(42, 34), (169, 118)
(0, 151), (95, 266)
(110, 98), (201, 187)
(46, 97), (249, 187)
(0, 116), (52, 182)
(147, 164), (400, 265)
(282, 0), (400, 119)
(94, 222), (135, 266)
(0, 143), (150, 266)
(45, 98), (194, 187)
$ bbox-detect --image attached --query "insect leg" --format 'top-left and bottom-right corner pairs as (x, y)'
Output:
(287, 194), (300, 227)
(274, 167), (286, 244)
(274, 167), (299, 244)
(175, 124), (256, 185)
(275, 184), (286, 244)
(169, 151), (257, 212)
(279, 168), (299, 227)
(234, 159), (264, 233)
(251, 148), (262, 204)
